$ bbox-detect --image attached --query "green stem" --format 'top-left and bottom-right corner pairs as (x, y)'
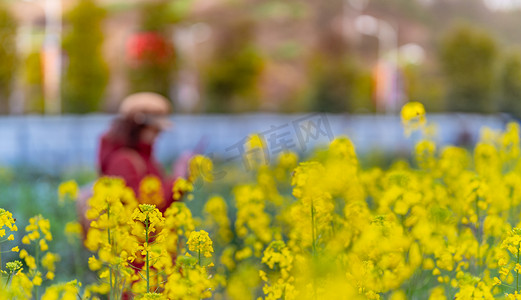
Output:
(145, 215), (150, 293)
(198, 248), (201, 267)
(5, 271), (11, 287)
(114, 267), (119, 300)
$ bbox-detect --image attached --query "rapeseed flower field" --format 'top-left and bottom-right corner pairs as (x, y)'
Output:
(3, 103), (521, 299)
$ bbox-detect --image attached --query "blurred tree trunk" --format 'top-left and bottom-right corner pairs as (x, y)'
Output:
(62, 0), (108, 113)
(0, 5), (17, 114)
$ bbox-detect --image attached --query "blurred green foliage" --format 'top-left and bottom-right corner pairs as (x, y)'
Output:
(252, 0), (308, 20)
(0, 4), (17, 114)
(440, 24), (498, 113)
(309, 56), (373, 113)
(204, 18), (264, 113)
(23, 51), (45, 113)
(127, 0), (176, 98)
(3, 0), (521, 114)
(499, 49), (521, 118)
(62, 0), (109, 114)
(0, 167), (94, 288)
(140, 0), (180, 31)
(204, 46), (264, 113)
(403, 64), (445, 112)
(126, 44), (175, 98)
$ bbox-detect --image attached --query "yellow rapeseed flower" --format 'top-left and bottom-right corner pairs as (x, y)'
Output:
(58, 180), (79, 204)
(187, 230), (214, 258)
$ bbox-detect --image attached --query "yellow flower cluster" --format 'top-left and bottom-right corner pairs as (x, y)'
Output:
(244, 133), (269, 168)
(139, 175), (164, 207)
(0, 209), (88, 300)
(233, 184), (272, 259)
(189, 154), (214, 182)
(187, 230), (214, 260)
(172, 177), (194, 201)
(12, 108), (521, 299)
(0, 272), (33, 300)
(0, 208), (18, 256)
(41, 280), (81, 300)
(204, 196), (233, 243)
(259, 240), (295, 300)
(81, 175), (215, 299)
(163, 263), (216, 299)
(0, 208), (17, 238)
(401, 101), (426, 136)
(131, 204), (165, 239)
(83, 178), (140, 298)
(22, 215), (52, 249)
(64, 221), (83, 243)
(20, 215), (59, 284)
(57, 180), (79, 204)
(163, 202), (196, 254)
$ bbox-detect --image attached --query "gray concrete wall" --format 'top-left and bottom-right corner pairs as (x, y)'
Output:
(0, 113), (507, 172)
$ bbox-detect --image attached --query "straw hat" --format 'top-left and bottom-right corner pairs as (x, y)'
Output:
(119, 92), (172, 129)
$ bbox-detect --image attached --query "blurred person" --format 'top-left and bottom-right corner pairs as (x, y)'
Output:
(77, 92), (197, 236)
(97, 92), (188, 212)
(77, 92), (195, 299)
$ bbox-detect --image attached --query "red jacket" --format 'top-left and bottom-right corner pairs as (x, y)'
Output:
(98, 133), (176, 212)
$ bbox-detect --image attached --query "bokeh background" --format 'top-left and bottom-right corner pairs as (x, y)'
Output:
(1, 0), (521, 115)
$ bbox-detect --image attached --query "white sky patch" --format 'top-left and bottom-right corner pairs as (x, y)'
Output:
(483, 0), (521, 11)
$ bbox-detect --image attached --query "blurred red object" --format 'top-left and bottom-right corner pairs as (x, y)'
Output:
(126, 32), (173, 66)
